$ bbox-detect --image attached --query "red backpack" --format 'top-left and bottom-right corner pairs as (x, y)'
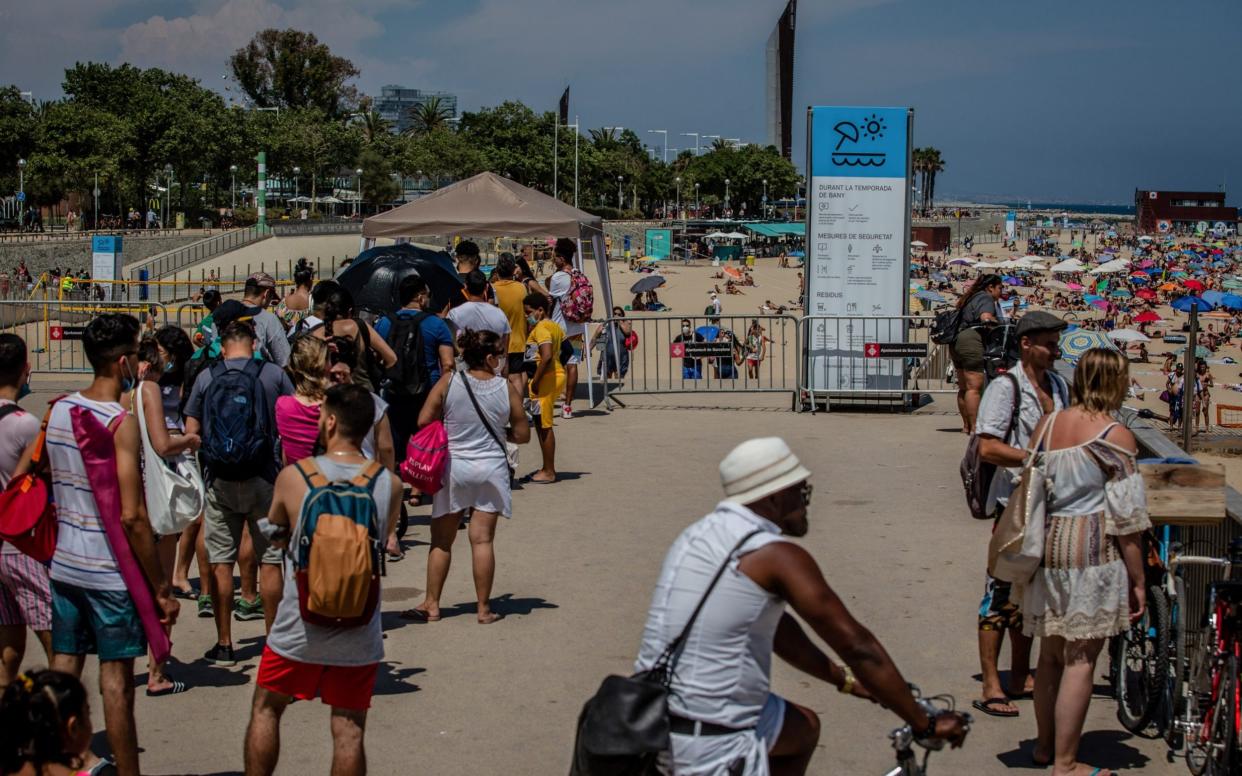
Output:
(0, 401), (60, 561)
(561, 270), (595, 323)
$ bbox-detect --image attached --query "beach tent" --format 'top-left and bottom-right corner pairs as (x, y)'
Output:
(1108, 329), (1149, 343)
(360, 171), (611, 403)
(1051, 259), (1085, 273)
(1089, 259), (1129, 275)
(911, 240), (929, 248)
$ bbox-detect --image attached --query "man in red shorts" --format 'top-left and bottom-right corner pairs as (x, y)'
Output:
(243, 384), (401, 776)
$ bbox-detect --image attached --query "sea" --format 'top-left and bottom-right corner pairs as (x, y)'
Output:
(999, 202), (1135, 217)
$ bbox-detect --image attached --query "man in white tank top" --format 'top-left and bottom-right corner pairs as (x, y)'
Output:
(635, 438), (968, 775)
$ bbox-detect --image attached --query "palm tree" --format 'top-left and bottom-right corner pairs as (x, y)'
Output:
(709, 137), (732, 153)
(923, 147), (945, 215)
(358, 109), (390, 144)
(588, 127), (620, 148)
(911, 148), (928, 215)
(403, 96), (453, 136)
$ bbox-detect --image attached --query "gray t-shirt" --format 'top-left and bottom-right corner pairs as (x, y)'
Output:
(266, 458), (393, 666)
(447, 301), (511, 338)
(961, 292), (1001, 327)
(251, 308), (292, 367)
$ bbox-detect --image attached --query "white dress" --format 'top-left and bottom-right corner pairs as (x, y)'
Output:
(1021, 424), (1151, 641)
(432, 372), (512, 518)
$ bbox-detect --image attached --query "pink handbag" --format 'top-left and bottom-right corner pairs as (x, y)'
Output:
(401, 421), (448, 494)
(70, 407), (172, 665)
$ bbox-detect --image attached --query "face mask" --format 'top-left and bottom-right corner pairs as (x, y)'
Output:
(681, 325), (691, 334)
(527, 315), (537, 326)
(119, 358), (136, 392)
(17, 381), (30, 400)
(163, 360), (174, 373)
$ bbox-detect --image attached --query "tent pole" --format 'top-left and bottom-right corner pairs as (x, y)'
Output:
(576, 237), (596, 406)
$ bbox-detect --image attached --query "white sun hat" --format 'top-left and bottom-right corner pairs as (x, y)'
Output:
(719, 437), (812, 505)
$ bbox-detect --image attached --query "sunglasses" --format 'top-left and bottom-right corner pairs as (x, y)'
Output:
(800, 483), (813, 506)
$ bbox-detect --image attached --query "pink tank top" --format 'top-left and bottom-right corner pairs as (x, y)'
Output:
(275, 396), (321, 464)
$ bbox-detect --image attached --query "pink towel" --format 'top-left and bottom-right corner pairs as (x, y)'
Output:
(70, 407), (171, 665)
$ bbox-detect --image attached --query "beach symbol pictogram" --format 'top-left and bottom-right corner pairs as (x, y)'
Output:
(831, 114), (887, 168)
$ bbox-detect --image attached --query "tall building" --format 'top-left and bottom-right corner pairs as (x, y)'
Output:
(1135, 189), (1237, 233)
(765, 0), (797, 160)
(373, 85), (458, 134)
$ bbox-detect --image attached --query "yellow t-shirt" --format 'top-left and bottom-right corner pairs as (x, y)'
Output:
(492, 279), (528, 353)
(525, 318), (565, 395)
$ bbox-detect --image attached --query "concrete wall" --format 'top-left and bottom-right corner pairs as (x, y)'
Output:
(0, 234), (200, 282)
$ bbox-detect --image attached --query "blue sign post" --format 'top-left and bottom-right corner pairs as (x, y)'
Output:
(644, 229), (672, 259)
(91, 235), (123, 300)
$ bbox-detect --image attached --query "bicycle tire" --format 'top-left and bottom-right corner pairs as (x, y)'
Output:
(1115, 585), (1170, 735)
(1166, 576), (1187, 751)
(1203, 654), (1236, 776)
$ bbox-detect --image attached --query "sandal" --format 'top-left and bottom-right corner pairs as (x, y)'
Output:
(399, 608), (440, 623)
(971, 697), (1019, 717)
(145, 679), (189, 697)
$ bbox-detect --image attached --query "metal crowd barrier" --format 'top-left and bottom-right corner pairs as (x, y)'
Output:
(128, 225), (270, 279)
(270, 220), (362, 237)
(798, 314), (956, 412)
(598, 313), (800, 407)
(0, 300), (169, 373)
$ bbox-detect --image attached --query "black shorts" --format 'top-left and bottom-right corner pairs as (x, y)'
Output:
(508, 353), (525, 375)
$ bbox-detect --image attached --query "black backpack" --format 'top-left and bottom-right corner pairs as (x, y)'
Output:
(382, 312), (431, 397)
(930, 307), (963, 345)
(200, 359), (271, 482)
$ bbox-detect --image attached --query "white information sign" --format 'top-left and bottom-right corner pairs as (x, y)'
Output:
(91, 235), (122, 301)
(804, 106), (912, 393)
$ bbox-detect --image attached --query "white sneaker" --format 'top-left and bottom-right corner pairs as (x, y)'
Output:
(562, 404), (573, 419)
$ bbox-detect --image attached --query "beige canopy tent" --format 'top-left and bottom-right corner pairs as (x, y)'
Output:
(361, 171), (614, 405)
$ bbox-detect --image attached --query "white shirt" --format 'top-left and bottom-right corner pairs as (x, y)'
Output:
(711, 296), (722, 315)
(47, 394), (127, 590)
(447, 301), (511, 339)
(975, 367), (1069, 513)
(634, 501), (787, 728)
(548, 270), (585, 338)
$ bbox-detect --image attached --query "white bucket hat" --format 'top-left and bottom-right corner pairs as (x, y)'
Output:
(719, 437), (812, 505)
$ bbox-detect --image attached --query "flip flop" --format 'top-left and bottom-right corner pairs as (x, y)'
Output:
(520, 473), (557, 485)
(971, 697), (1019, 717)
(145, 679), (188, 697)
(172, 587), (197, 600)
(1006, 689), (1034, 700)
(399, 608), (440, 623)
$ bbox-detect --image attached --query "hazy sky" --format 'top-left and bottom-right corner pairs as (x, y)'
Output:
(2, 0), (1237, 204)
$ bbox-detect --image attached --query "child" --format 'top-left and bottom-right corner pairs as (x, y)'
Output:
(0, 670), (94, 776)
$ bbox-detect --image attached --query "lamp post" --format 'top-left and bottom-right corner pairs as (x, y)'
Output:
(93, 172), (99, 231)
(724, 178), (731, 215)
(354, 167), (363, 216)
(292, 166), (300, 206)
(675, 176), (681, 219)
(617, 175), (624, 210)
(17, 159), (25, 231)
(762, 179), (768, 219)
(695, 182), (700, 215)
(703, 134), (720, 151)
(229, 164), (238, 210)
(164, 163), (173, 228)
(681, 132), (700, 156)
(647, 129), (668, 163)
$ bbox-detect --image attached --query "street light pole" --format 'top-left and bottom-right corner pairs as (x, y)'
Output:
(617, 176), (624, 209)
(724, 178), (731, 215)
(695, 182), (700, 215)
(164, 163), (173, 228)
(17, 159), (25, 231)
(762, 178), (768, 219)
(681, 132), (700, 156)
(355, 168), (363, 216)
(647, 129), (668, 163)
(675, 176), (681, 219)
(93, 172), (99, 231)
(553, 118), (559, 200)
(293, 166), (300, 206)
(229, 164), (238, 210)
(572, 116), (579, 209)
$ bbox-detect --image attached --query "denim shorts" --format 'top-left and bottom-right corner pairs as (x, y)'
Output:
(51, 580), (146, 661)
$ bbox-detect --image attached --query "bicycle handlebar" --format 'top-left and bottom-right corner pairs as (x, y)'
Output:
(1169, 555), (1233, 573)
(889, 687), (972, 756)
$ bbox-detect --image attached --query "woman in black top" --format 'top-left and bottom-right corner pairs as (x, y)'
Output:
(949, 274), (1003, 433)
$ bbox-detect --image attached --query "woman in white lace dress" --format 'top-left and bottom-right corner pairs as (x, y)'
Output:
(1023, 348), (1150, 776)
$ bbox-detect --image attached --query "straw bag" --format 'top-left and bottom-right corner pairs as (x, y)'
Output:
(989, 411), (1058, 584)
(135, 383), (204, 536)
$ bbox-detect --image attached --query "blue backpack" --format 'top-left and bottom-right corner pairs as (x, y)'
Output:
(200, 359), (270, 481)
(292, 459), (384, 628)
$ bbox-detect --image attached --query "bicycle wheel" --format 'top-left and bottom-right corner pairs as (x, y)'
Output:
(1192, 654), (1236, 776)
(1115, 585), (1170, 735)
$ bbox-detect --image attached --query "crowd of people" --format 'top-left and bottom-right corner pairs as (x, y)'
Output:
(0, 236), (599, 775)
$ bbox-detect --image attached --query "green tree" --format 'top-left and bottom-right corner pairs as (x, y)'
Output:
(229, 29), (360, 117)
(403, 96), (454, 136)
(357, 146), (399, 209)
(266, 108), (360, 213)
(459, 102), (554, 190)
(0, 87), (37, 197)
(400, 127), (484, 187)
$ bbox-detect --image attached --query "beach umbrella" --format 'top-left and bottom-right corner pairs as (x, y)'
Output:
(1108, 329), (1150, 343)
(1183, 278), (1206, 291)
(1130, 276), (1148, 284)
(1158, 282), (1178, 292)
(910, 240), (928, 248)
(1202, 310), (1233, 320)
(930, 272), (949, 282)
(1045, 279), (1071, 291)
(1172, 345), (1211, 358)
(1223, 278), (1242, 290)
(1219, 293), (1242, 310)
(1090, 299), (1110, 310)
(1134, 311), (1163, 323)
(915, 289), (946, 303)
(1129, 271), (1148, 279)
(1051, 259), (1086, 273)
(1143, 267), (1163, 275)
(787, 250), (805, 257)
(1202, 290), (1227, 305)
(1083, 294), (1103, 304)
(1170, 295), (1213, 312)
(1060, 329), (1117, 363)
(1066, 282), (1084, 291)
(629, 275), (667, 294)
(947, 257), (972, 266)
(1090, 258), (1129, 275)
(705, 231), (731, 239)
(1111, 288), (1131, 298)
(1135, 288), (1157, 300)
(1003, 276), (1024, 286)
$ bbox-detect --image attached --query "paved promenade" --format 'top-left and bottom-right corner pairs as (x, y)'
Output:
(20, 381), (1180, 774)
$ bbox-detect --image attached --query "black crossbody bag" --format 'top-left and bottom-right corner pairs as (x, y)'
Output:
(569, 529), (763, 776)
(458, 371), (515, 479)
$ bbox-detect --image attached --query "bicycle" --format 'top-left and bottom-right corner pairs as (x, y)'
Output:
(1173, 540), (1242, 775)
(1112, 525), (1173, 738)
(882, 687), (971, 776)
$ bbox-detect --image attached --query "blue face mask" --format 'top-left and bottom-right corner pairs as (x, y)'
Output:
(17, 381), (30, 400)
(119, 359), (136, 392)
(163, 360), (174, 373)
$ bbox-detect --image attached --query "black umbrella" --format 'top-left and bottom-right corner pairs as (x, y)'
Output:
(336, 243), (463, 317)
(629, 275), (666, 294)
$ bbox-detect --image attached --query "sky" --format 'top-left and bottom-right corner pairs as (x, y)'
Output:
(1, 0), (1239, 205)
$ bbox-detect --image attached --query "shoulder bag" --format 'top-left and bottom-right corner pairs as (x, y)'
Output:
(135, 383), (204, 536)
(458, 371), (517, 479)
(988, 410), (1058, 584)
(569, 529), (763, 776)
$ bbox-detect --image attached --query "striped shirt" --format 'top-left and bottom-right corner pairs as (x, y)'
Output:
(47, 393), (126, 591)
